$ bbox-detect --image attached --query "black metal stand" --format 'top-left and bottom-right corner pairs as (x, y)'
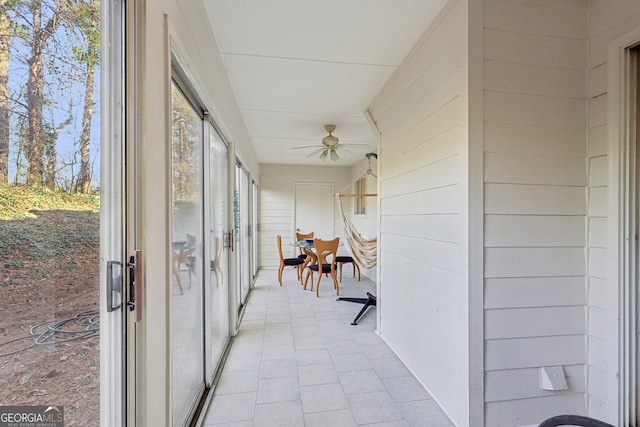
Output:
(337, 292), (377, 325)
(538, 415), (614, 427)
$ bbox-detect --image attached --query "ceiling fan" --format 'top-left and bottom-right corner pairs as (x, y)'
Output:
(293, 125), (367, 161)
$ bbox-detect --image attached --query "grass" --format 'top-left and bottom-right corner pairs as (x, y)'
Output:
(0, 184), (100, 288)
(0, 184), (99, 220)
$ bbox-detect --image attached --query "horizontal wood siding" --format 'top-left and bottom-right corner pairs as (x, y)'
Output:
(587, 1), (640, 422)
(483, 1), (589, 425)
(368, 1), (469, 425)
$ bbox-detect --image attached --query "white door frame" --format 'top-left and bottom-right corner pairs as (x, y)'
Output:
(99, 0), (127, 425)
(293, 182), (335, 249)
(608, 27), (640, 427)
(203, 118), (232, 386)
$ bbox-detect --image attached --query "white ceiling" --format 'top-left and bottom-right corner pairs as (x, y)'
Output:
(204, 0), (448, 166)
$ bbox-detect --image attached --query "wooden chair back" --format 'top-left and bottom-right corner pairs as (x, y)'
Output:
(276, 234), (285, 262)
(296, 231), (314, 255)
(313, 237), (339, 270)
(296, 231), (314, 241)
(304, 237), (340, 297)
(276, 234), (305, 285)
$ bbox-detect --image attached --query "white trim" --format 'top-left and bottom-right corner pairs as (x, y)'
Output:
(607, 26), (640, 426)
(137, 11), (172, 426)
(467, 0), (484, 424)
(99, 0), (125, 425)
(203, 115), (213, 387)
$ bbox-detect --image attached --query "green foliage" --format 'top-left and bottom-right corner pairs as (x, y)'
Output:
(4, 0), (101, 188)
(0, 186), (100, 288)
(0, 183), (99, 220)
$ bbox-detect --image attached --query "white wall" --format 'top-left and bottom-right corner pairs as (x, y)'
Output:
(367, 0), (471, 424)
(482, 1), (590, 425)
(587, 1), (640, 423)
(260, 164), (351, 268)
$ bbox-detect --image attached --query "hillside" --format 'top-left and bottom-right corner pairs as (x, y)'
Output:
(0, 184), (100, 426)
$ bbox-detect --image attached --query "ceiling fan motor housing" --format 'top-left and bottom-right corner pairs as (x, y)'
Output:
(322, 124), (339, 147)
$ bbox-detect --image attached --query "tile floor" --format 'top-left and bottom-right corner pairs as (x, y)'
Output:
(202, 267), (454, 427)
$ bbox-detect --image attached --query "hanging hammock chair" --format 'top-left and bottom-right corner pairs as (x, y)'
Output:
(336, 193), (377, 268)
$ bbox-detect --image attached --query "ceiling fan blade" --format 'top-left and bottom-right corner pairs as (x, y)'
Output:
(305, 148), (325, 158)
(292, 145), (320, 150)
(338, 146), (354, 155)
(340, 143), (370, 147)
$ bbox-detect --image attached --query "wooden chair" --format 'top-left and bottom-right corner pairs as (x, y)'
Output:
(296, 231), (317, 275)
(296, 231), (314, 260)
(335, 255), (360, 282)
(172, 234), (197, 295)
(277, 235), (305, 285)
(538, 415), (614, 427)
(304, 237), (340, 297)
(212, 236), (223, 288)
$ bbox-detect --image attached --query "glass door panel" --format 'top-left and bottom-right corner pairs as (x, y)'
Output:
(0, 2), (106, 425)
(235, 164), (250, 309)
(207, 123), (229, 379)
(252, 181), (259, 279)
(240, 169), (251, 297)
(170, 81), (204, 426)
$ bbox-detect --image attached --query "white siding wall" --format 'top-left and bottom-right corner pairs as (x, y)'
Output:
(587, 1), (640, 423)
(259, 164), (351, 269)
(367, 1), (471, 424)
(482, 1), (589, 425)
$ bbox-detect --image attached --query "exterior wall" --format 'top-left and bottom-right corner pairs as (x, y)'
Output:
(482, 1), (589, 425)
(588, 1), (640, 423)
(259, 164), (351, 269)
(137, 2), (260, 425)
(367, 1), (472, 424)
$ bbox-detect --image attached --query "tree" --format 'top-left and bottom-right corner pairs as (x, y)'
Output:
(4, 0), (99, 189)
(25, 0), (66, 186)
(43, 106), (73, 189)
(69, 0), (99, 193)
(0, 6), (12, 184)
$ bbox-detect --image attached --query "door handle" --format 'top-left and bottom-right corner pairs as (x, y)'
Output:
(107, 261), (123, 312)
(126, 250), (143, 321)
(127, 256), (136, 312)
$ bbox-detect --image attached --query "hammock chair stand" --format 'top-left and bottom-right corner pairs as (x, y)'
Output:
(337, 292), (377, 325)
(335, 153), (378, 326)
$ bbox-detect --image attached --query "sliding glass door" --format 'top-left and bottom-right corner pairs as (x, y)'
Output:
(170, 79), (205, 426)
(170, 67), (238, 424)
(252, 181), (260, 279)
(235, 164), (251, 310)
(206, 122), (230, 382)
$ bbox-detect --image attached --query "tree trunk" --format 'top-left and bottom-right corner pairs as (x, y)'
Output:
(25, 0), (63, 186)
(44, 130), (56, 189)
(26, 0), (43, 185)
(0, 12), (10, 185)
(77, 58), (95, 194)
